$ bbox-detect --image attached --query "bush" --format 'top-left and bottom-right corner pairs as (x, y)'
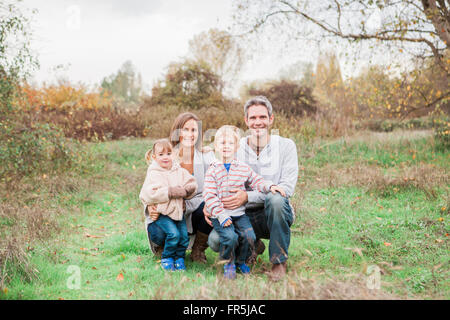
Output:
(433, 118), (450, 151)
(0, 118), (77, 185)
(246, 80), (318, 116)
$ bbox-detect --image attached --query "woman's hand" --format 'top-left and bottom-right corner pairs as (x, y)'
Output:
(270, 185), (286, 197)
(148, 205), (160, 221)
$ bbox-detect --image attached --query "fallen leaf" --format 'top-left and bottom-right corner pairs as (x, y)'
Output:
(304, 249), (313, 256)
(384, 242), (392, 246)
(435, 239), (443, 243)
(80, 248), (88, 251)
(129, 292), (134, 297)
(320, 207), (327, 212)
(92, 267), (97, 270)
(121, 253), (126, 260)
(116, 273), (124, 281)
(376, 217), (382, 220)
(58, 297), (64, 300)
(85, 234), (102, 238)
(438, 217), (444, 222)
(2, 288), (8, 294)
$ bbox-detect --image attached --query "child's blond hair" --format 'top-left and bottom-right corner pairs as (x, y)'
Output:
(145, 138), (173, 165)
(214, 125), (240, 146)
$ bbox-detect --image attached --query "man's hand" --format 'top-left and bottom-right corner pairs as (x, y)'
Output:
(222, 189), (248, 210)
(270, 185), (286, 197)
(203, 205), (213, 227)
(148, 205), (160, 221)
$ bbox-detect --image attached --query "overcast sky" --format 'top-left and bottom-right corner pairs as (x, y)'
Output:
(27, 0), (249, 92)
(20, 0), (400, 96)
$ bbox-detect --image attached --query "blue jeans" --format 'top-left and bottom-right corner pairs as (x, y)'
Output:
(211, 214), (256, 265)
(147, 202), (212, 248)
(208, 193), (294, 264)
(153, 215), (189, 260)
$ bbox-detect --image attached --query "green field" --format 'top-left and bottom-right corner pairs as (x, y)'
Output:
(1, 129), (448, 299)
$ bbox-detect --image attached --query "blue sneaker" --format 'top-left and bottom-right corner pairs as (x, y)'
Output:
(236, 263), (251, 275)
(161, 258), (175, 271)
(223, 263), (236, 280)
(174, 258), (186, 271)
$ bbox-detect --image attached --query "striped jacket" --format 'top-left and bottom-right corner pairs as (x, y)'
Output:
(202, 159), (273, 225)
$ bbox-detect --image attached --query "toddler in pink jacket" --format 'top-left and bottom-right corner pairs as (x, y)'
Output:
(139, 139), (197, 271)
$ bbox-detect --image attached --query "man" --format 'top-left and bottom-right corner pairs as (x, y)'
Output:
(205, 96), (298, 281)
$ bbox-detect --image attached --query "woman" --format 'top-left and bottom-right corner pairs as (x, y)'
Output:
(145, 112), (215, 263)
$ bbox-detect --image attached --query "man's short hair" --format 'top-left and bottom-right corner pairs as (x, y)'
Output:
(244, 96), (273, 118)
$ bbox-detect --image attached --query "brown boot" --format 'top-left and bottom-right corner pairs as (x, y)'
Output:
(246, 239), (266, 265)
(149, 239), (163, 258)
(190, 232), (209, 264)
(269, 261), (287, 282)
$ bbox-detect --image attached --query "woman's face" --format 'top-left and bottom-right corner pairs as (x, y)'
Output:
(179, 119), (199, 148)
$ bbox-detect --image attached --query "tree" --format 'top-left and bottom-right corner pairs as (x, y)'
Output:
(101, 60), (143, 104)
(232, 1), (449, 73)
(0, 0), (38, 115)
(150, 59), (225, 109)
(188, 28), (246, 95)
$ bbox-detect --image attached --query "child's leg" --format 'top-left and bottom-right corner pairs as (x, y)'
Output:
(174, 218), (189, 260)
(232, 215), (256, 265)
(211, 219), (239, 263)
(154, 215), (180, 259)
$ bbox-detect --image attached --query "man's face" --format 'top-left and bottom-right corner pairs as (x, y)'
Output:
(244, 104), (274, 138)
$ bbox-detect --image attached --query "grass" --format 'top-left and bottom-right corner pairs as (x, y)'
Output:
(0, 129), (448, 299)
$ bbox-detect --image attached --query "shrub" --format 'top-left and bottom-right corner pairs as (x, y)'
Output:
(433, 118), (450, 151)
(0, 118), (77, 185)
(246, 80), (318, 117)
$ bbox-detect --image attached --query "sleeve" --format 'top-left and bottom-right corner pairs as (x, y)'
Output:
(246, 166), (273, 194)
(277, 140), (298, 198)
(182, 169), (198, 200)
(139, 168), (169, 205)
(202, 166), (229, 225)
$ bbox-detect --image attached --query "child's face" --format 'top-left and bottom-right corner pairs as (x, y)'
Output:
(152, 144), (173, 169)
(215, 132), (238, 162)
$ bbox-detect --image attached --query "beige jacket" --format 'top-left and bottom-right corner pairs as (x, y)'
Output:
(139, 160), (197, 221)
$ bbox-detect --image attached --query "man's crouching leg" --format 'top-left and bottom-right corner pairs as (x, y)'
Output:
(264, 192), (294, 281)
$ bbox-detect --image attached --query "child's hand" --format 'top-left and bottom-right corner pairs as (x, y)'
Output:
(185, 184), (196, 195)
(222, 219), (233, 227)
(270, 185), (286, 197)
(168, 186), (187, 198)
